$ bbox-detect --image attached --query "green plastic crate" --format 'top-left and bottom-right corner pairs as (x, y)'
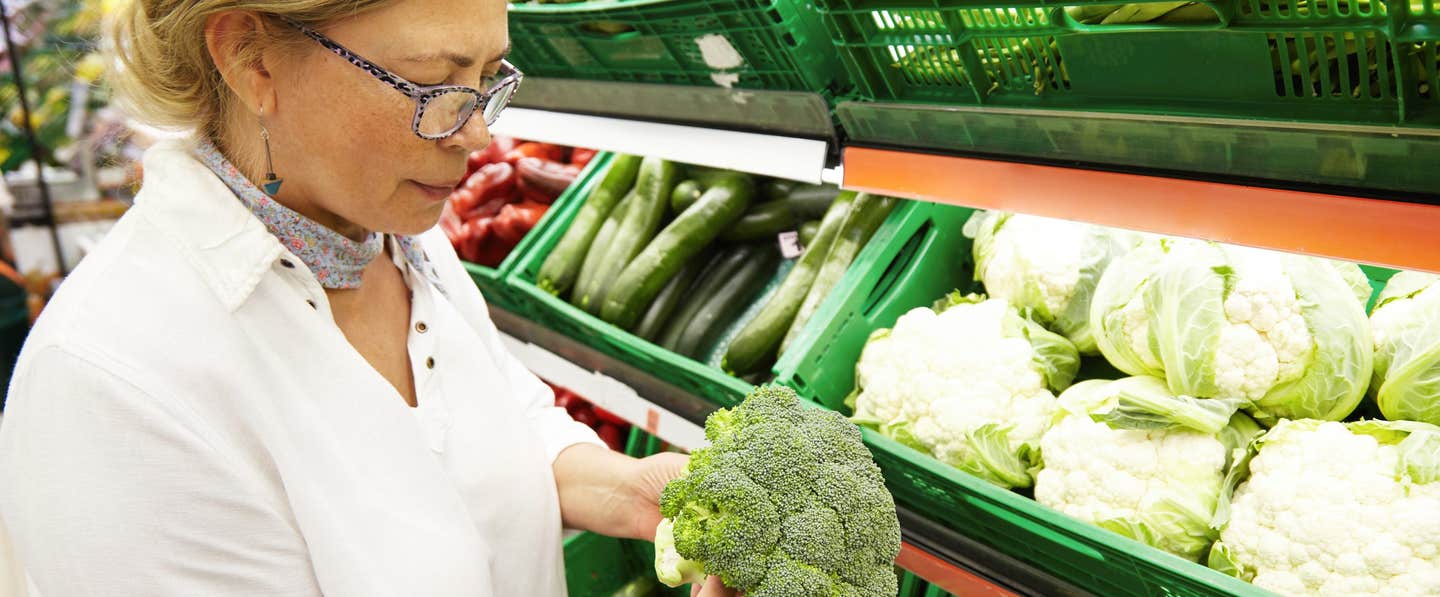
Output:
(464, 153), (615, 317)
(563, 532), (688, 597)
(504, 160), (755, 408)
(773, 200), (1279, 596)
(507, 0), (849, 95)
(817, 0), (1440, 126)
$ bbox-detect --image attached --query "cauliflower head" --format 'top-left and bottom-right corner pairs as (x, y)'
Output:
(1036, 376), (1260, 561)
(1143, 243), (1372, 424)
(966, 211), (1134, 355)
(654, 385), (901, 596)
(1369, 271), (1440, 426)
(852, 293), (1079, 489)
(1211, 419), (1440, 596)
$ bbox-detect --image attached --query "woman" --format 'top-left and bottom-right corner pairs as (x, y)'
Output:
(0, 1), (733, 595)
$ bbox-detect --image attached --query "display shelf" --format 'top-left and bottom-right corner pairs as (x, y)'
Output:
(488, 108), (831, 183)
(491, 304), (1083, 596)
(842, 146), (1440, 274)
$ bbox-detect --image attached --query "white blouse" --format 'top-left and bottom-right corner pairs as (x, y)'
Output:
(0, 139), (602, 597)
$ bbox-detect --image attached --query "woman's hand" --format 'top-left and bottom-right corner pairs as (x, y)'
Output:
(692, 576), (739, 597)
(551, 443), (688, 541)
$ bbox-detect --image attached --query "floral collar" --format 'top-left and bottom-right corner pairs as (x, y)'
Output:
(193, 140), (427, 289)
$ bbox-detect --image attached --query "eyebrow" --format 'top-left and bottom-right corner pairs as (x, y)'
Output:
(402, 43), (511, 69)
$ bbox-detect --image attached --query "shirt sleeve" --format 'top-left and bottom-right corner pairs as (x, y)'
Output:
(0, 345), (318, 597)
(417, 229), (603, 464)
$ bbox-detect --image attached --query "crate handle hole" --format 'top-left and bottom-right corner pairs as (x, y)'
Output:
(578, 21), (640, 39)
(1060, 2), (1224, 27)
(861, 223), (931, 317)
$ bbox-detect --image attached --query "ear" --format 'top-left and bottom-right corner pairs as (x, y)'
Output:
(204, 11), (278, 116)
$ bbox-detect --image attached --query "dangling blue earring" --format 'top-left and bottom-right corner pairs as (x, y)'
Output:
(259, 109), (284, 196)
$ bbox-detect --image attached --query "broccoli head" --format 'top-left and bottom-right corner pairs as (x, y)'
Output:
(654, 385), (902, 596)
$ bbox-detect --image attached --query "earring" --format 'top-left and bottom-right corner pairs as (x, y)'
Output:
(259, 108), (284, 196)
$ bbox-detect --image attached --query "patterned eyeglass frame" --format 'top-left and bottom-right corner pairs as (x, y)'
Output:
(280, 17), (523, 140)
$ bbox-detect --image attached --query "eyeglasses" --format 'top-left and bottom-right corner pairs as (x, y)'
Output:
(281, 17), (523, 140)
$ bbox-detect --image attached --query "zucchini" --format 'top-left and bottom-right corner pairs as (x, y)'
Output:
(658, 249), (749, 352)
(760, 178), (799, 200)
(670, 180), (705, 214)
(536, 154), (643, 296)
(673, 244), (781, 359)
(721, 192), (856, 375)
(634, 250), (711, 341)
(582, 157), (680, 316)
(780, 193), (898, 352)
(799, 220), (821, 246)
(780, 185), (841, 219)
(602, 174), (755, 329)
(719, 199), (797, 243)
(572, 190), (635, 309)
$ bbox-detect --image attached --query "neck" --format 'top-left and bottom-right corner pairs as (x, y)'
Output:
(213, 132), (370, 243)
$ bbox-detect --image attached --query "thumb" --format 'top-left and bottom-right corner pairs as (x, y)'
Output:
(695, 576), (738, 597)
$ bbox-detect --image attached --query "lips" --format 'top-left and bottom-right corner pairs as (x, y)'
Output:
(411, 180), (455, 201)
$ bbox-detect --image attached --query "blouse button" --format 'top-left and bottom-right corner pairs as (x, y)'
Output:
(279, 259), (296, 269)
(416, 321), (429, 333)
(426, 357), (436, 369)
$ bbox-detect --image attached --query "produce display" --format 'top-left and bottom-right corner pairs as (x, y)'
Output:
(653, 385), (902, 596)
(440, 136), (597, 267)
(838, 209), (1440, 595)
(533, 155), (893, 381)
(547, 380), (632, 452)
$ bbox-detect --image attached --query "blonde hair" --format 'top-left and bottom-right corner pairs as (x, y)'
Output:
(108, 1), (393, 140)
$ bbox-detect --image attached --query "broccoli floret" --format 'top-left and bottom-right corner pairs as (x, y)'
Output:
(654, 385), (902, 596)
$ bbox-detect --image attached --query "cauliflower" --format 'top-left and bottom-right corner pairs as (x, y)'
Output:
(851, 293), (1079, 489)
(655, 386), (901, 596)
(1096, 240), (1372, 424)
(965, 211), (1135, 355)
(1036, 376), (1261, 561)
(1210, 419), (1440, 596)
(1368, 271), (1440, 426)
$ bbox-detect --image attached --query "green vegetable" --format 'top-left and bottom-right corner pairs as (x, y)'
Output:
(776, 185), (842, 219)
(671, 179), (705, 214)
(537, 154), (642, 297)
(635, 252), (711, 341)
(673, 244), (779, 359)
(581, 157), (680, 315)
(781, 193), (898, 353)
(722, 193), (855, 376)
(653, 385), (901, 596)
(572, 190), (635, 309)
(798, 220), (820, 247)
(602, 174), (755, 329)
(659, 249), (750, 352)
(760, 178), (799, 200)
(1368, 271), (1440, 426)
(720, 200), (799, 243)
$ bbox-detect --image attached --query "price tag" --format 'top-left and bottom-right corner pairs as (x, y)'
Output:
(777, 230), (803, 259)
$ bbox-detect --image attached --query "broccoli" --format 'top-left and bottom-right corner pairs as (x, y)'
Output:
(653, 385), (902, 596)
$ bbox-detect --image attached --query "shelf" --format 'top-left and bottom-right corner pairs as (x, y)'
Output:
(490, 305), (1084, 596)
(489, 108), (831, 184)
(843, 146), (1440, 274)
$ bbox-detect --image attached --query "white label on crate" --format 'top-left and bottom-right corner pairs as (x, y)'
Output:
(696, 34), (744, 89)
(778, 230), (803, 259)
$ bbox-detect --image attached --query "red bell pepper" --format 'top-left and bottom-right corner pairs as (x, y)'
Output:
(571, 408), (598, 429)
(596, 423), (626, 452)
(504, 142), (567, 165)
(458, 219), (491, 263)
(491, 200), (550, 248)
(459, 162), (517, 220)
(592, 406), (628, 427)
(570, 148), (598, 168)
(471, 136), (519, 170)
(515, 157), (581, 204)
(439, 200), (465, 246)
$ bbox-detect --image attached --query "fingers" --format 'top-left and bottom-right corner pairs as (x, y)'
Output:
(694, 576), (738, 597)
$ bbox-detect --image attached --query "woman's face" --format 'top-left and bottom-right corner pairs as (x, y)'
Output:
(267, 0), (509, 237)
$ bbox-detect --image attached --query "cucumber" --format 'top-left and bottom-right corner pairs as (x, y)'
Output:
(799, 220), (821, 246)
(536, 154), (643, 297)
(634, 250), (711, 341)
(780, 193), (898, 353)
(780, 185), (841, 219)
(719, 199), (797, 243)
(602, 174), (755, 329)
(673, 244), (781, 359)
(721, 192), (856, 375)
(670, 180), (705, 214)
(659, 249), (749, 352)
(760, 178), (799, 201)
(582, 157), (680, 316)
(572, 190), (635, 309)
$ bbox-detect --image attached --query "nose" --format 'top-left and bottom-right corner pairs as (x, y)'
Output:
(443, 109), (491, 154)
